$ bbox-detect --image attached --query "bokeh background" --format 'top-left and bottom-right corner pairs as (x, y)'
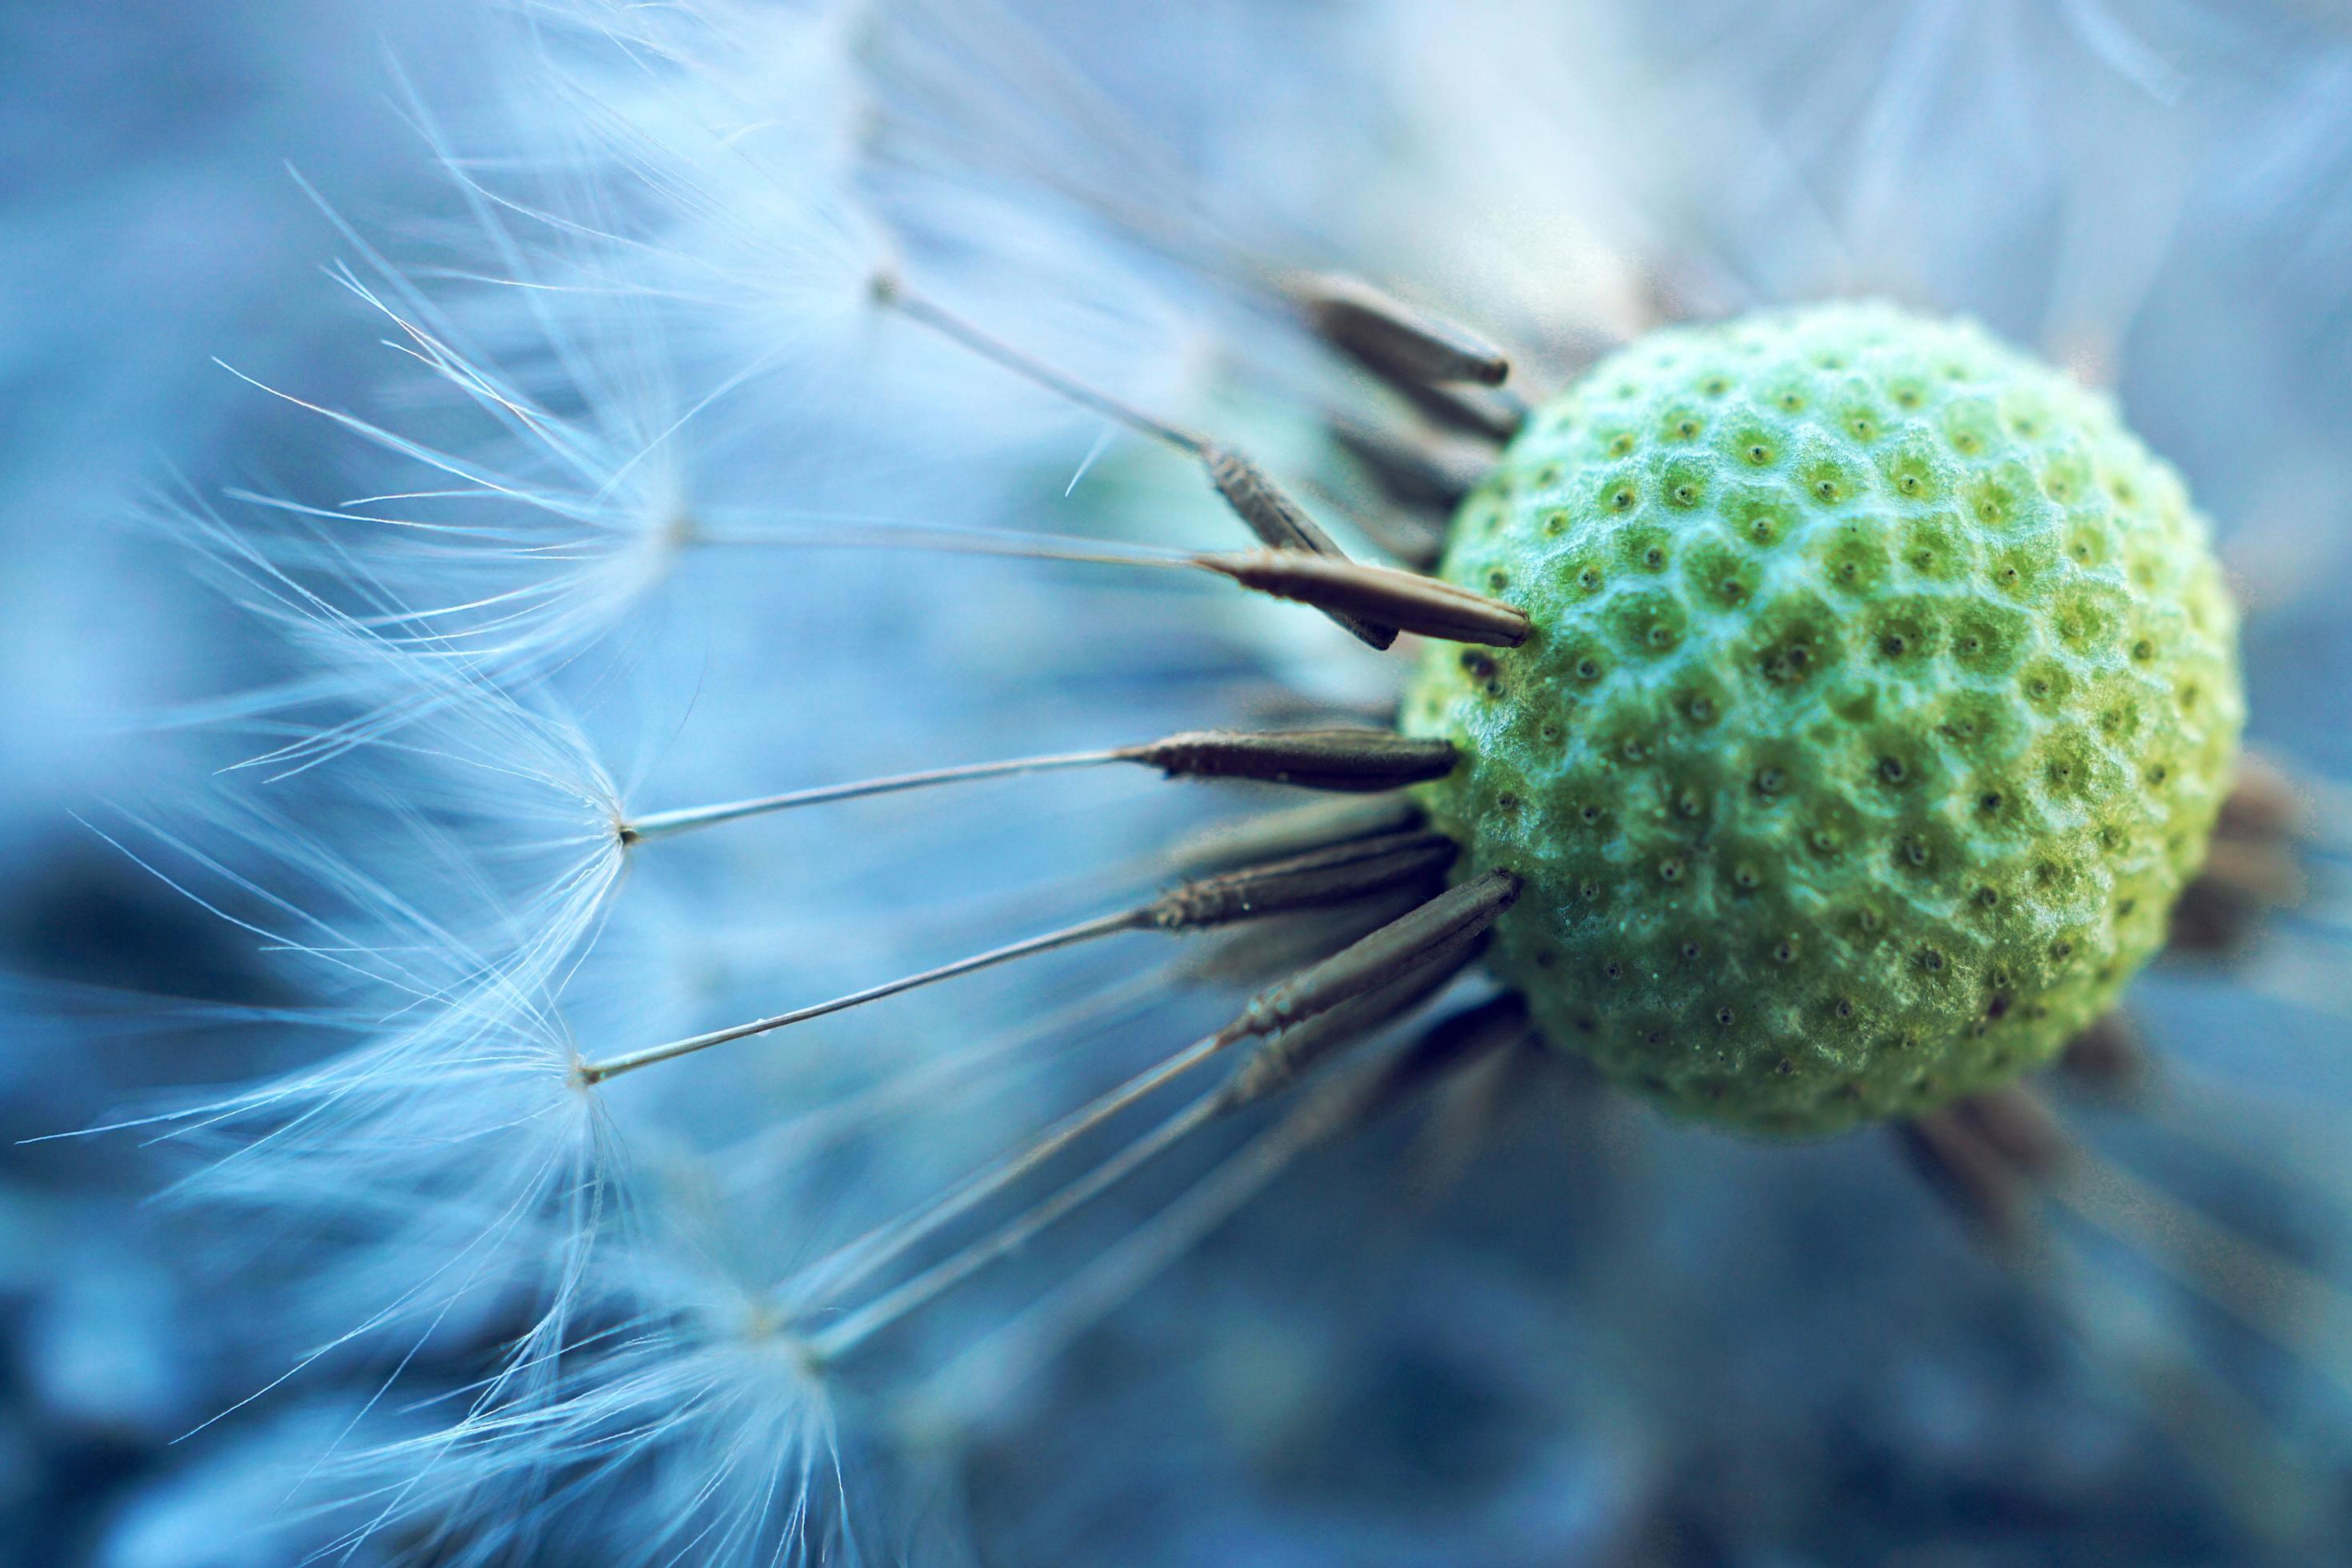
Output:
(6, 2), (2352, 1563)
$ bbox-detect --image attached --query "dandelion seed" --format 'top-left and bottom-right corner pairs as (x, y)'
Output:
(1294, 271), (1513, 390)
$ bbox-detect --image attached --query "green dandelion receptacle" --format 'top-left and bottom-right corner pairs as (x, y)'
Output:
(1402, 302), (2242, 1135)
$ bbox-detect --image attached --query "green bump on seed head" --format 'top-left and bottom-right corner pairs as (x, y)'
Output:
(1401, 301), (2242, 1136)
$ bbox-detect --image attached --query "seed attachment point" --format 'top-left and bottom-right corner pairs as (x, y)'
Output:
(1296, 272), (1510, 389)
(1394, 379), (1528, 446)
(1168, 792), (1425, 874)
(1230, 869), (1520, 1043)
(1198, 444), (1395, 647)
(1146, 830), (1457, 931)
(1198, 550), (1531, 648)
(1129, 728), (1457, 792)
(1330, 417), (1482, 517)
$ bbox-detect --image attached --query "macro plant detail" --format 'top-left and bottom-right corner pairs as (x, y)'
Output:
(1405, 302), (2242, 1133)
(16, 1), (2352, 1563)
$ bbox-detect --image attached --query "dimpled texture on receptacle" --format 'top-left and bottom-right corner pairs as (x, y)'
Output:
(1400, 302), (2241, 1136)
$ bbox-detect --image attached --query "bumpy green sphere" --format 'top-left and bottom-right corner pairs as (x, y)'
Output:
(1401, 302), (2241, 1135)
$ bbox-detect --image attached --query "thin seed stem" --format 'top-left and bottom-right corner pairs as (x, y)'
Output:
(874, 274), (1206, 456)
(1226, 870), (1518, 1041)
(586, 834), (1462, 1086)
(924, 992), (1534, 1414)
(1147, 830), (1456, 930)
(2052, 1150), (2352, 1403)
(1211, 937), (1482, 1114)
(684, 525), (1518, 649)
(1896, 1113), (2041, 1250)
(681, 530), (1514, 648)
(782, 871), (1518, 1322)
(925, 1082), (1322, 1411)
(1895, 1092), (2338, 1537)
(806, 1091), (1224, 1362)
(2058, 1013), (2148, 1094)
(867, 271), (1409, 650)
(575, 909), (1147, 1085)
(620, 730), (1457, 845)
(1194, 446), (1394, 648)
(785, 1024), (1237, 1310)
(1906, 1087), (2352, 1404)
(681, 518), (1198, 570)
(619, 750), (1127, 842)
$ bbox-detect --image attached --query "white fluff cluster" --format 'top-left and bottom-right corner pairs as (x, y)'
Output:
(128, 2), (1368, 1558)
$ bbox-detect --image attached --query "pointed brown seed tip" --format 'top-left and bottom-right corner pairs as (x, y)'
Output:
(1198, 550), (1530, 649)
(1230, 869), (1520, 1043)
(2058, 1013), (2148, 1094)
(1198, 444), (1395, 648)
(1894, 1114), (2038, 1250)
(1281, 988), (1535, 1152)
(2206, 835), (2306, 905)
(1392, 376), (1527, 445)
(2218, 752), (2307, 842)
(1348, 990), (1538, 1134)
(1949, 1086), (2071, 1181)
(1200, 444), (1341, 555)
(1148, 830), (1458, 931)
(1329, 418), (1484, 519)
(1216, 935), (1478, 1115)
(2170, 834), (2304, 955)
(1297, 272), (1510, 389)
(1178, 890), (1434, 990)
(1167, 792), (1425, 874)
(1129, 728), (1457, 792)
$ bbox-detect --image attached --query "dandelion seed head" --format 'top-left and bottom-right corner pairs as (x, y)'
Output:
(1404, 301), (2240, 1132)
